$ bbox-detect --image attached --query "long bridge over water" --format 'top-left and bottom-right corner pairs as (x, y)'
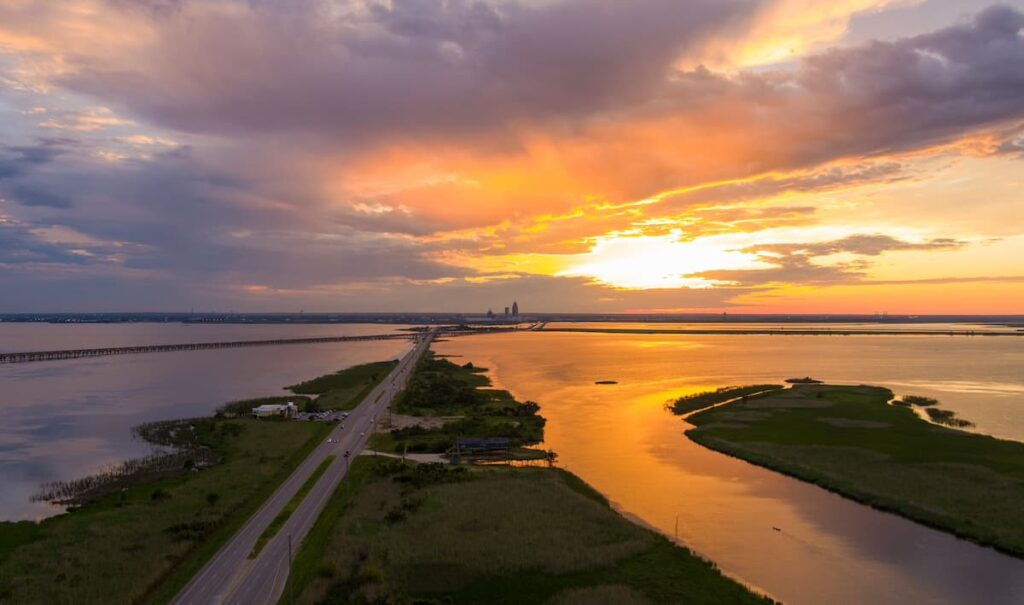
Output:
(4, 322), (1017, 365)
(0, 333), (415, 364)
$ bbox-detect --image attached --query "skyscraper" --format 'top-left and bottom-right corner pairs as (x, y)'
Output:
(511, 301), (519, 316)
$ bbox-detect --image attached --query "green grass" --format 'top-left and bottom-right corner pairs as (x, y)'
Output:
(289, 361), (399, 411)
(0, 419), (331, 605)
(0, 522), (39, 567)
(283, 457), (397, 605)
(251, 456), (335, 559)
(378, 351), (546, 456)
(292, 462), (772, 604)
(393, 353), (492, 416)
(686, 384), (1024, 557)
(667, 385), (782, 415)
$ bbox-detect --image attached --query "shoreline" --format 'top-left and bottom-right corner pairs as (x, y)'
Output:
(536, 326), (1023, 337)
(681, 384), (1024, 559)
(285, 458), (775, 604)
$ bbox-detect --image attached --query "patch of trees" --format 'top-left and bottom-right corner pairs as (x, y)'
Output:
(400, 368), (484, 411)
(925, 408), (974, 428)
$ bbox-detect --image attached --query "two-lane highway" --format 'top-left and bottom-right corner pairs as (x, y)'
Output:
(171, 331), (433, 605)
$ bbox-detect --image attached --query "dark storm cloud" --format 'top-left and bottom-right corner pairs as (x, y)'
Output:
(785, 3), (1024, 161)
(61, 0), (757, 143)
(0, 143), (67, 180)
(1, 147), (469, 289)
(659, 163), (909, 212)
(55, 3), (1024, 167)
(697, 256), (868, 287)
(750, 234), (965, 257)
(0, 219), (96, 265)
(1, 2), (1021, 311)
(8, 185), (73, 209)
(694, 235), (966, 287)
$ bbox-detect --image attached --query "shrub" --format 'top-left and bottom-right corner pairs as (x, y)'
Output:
(925, 407), (974, 428)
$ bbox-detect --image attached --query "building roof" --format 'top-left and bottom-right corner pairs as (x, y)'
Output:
(253, 403), (297, 413)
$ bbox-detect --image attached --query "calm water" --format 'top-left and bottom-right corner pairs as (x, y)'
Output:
(434, 332), (1024, 605)
(0, 324), (412, 520)
(0, 322), (413, 353)
(544, 321), (1023, 334)
(3, 324), (1023, 603)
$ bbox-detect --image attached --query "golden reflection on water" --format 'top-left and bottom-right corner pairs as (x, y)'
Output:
(435, 332), (1024, 605)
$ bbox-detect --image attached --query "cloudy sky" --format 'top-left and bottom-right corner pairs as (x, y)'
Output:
(1, 0), (1022, 313)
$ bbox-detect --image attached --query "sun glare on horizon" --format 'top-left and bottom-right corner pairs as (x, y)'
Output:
(558, 232), (767, 290)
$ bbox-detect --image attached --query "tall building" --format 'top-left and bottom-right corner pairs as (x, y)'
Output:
(511, 301), (519, 316)
(504, 306), (510, 317)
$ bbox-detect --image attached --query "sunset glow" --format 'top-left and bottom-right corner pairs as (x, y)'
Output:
(1, 1), (1022, 313)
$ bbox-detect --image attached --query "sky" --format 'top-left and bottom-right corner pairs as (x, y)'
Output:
(0, 0), (1022, 314)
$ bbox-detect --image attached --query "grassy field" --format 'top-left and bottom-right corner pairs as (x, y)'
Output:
(290, 458), (772, 605)
(289, 361), (399, 410)
(251, 456), (335, 558)
(667, 385), (782, 415)
(684, 384), (1024, 557)
(0, 418), (330, 605)
(373, 353), (546, 455)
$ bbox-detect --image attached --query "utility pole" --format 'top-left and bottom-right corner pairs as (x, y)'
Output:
(288, 533), (294, 605)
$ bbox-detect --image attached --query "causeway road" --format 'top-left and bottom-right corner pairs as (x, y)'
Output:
(171, 331), (433, 605)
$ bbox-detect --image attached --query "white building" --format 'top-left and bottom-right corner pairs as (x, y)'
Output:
(252, 402), (298, 419)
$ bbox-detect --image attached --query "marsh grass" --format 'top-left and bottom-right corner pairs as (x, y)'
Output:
(288, 361), (399, 411)
(0, 419), (330, 605)
(378, 352), (546, 455)
(924, 407), (974, 428)
(293, 463), (772, 605)
(251, 456), (335, 559)
(667, 385), (783, 415)
(687, 384), (1024, 556)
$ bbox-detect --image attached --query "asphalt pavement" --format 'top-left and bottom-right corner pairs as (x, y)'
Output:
(170, 331), (433, 605)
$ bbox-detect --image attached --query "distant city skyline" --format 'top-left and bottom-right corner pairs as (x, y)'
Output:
(1, 1), (1022, 313)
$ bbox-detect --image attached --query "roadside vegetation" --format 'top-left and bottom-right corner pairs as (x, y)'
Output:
(289, 458), (773, 605)
(288, 361), (398, 411)
(371, 352), (546, 457)
(0, 359), (399, 604)
(667, 385), (782, 415)
(251, 456), (336, 559)
(0, 418), (329, 604)
(681, 384), (1024, 557)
